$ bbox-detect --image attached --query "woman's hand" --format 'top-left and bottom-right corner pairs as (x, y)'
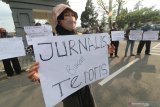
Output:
(108, 44), (115, 54)
(27, 62), (39, 82)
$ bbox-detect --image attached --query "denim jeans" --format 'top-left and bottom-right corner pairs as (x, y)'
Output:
(125, 40), (135, 56)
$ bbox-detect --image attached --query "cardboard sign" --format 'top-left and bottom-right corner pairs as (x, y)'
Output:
(142, 31), (159, 40)
(111, 31), (124, 41)
(33, 33), (110, 107)
(129, 30), (143, 40)
(0, 37), (25, 60)
(24, 25), (53, 45)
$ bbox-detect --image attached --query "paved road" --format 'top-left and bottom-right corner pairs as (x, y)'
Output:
(0, 41), (160, 107)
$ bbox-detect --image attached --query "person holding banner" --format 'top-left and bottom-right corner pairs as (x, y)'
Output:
(137, 23), (152, 55)
(0, 28), (22, 78)
(27, 4), (95, 107)
(124, 22), (136, 57)
(110, 22), (119, 57)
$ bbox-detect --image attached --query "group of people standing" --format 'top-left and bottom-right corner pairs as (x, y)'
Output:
(0, 3), (153, 107)
(26, 4), (153, 107)
(109, 22), (152, 58)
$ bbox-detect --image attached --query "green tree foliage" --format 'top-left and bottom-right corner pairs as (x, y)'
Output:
(99, 13), (108, 32)
(97, 0), (112, 29)
(81, 0), (98, 30)
(116, 7), (160, 29)
(115, 0), (126, 16)
(116, 8), (128, 28)
(96, 0), (126, 29)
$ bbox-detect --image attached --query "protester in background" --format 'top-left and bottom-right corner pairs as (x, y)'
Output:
(110, 22), (119, 57)
(124, 22), (136, 57)
(137, 23), (152, 55)
(0, 28), (22, 78)
(27, 4), (95, 107)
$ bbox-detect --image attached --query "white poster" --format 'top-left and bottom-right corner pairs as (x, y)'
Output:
(33, 33), (110, 107)
(25, 33), (53, 45)
(82, 33), (111, 45)
(111, 31), (124, 41)
(24, 25), (53, 45)
(129, 30), (143, 40)
(24, 25), (52, 34)
(0, 37), (26, 60)
(142, 31), (159, 40)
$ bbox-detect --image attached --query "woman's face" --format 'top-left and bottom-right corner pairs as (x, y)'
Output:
(59, 9), (76, 31)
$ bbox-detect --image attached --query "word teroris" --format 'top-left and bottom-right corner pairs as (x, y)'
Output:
(38, 35), (107, 61)
(52, 63), (108, 97)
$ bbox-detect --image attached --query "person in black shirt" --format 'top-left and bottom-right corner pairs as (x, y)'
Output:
(137, 24), (152, 55)
(110, 22), (119, 57)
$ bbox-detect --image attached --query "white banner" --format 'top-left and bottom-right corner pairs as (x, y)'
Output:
(129, 30), (143, 40)
(24, 25), (52, 34)
(111, 31), (124, 41)
(0, 37), (26, 60)
(33, 33), (110, 107)
(25, 33), (53, 45)
(142, 31), (159, 40)
(24, 25), (53, 45)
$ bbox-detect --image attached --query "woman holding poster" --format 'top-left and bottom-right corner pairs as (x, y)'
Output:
(27, 4), (95, 107)
(110, 22), (119, 57)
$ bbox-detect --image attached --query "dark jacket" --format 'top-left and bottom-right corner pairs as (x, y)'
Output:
(125, 26), (136, 40)
(141, 24), (151, 31)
